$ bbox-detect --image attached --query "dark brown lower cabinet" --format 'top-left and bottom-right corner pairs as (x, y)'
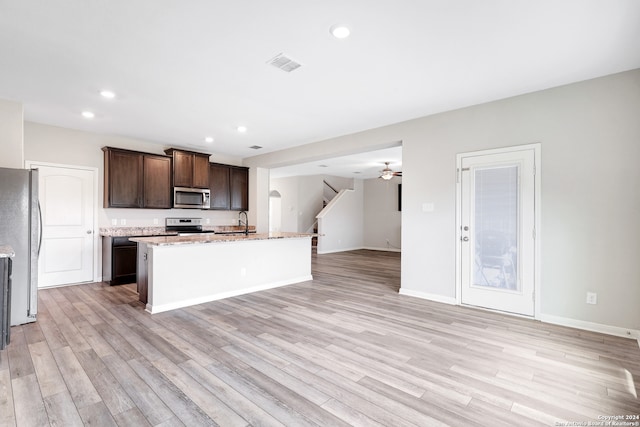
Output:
(103, 237), (137, 285)
(137, 243), (148, 304)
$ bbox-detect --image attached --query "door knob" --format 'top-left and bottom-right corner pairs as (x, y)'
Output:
(86, 230), (93, 234)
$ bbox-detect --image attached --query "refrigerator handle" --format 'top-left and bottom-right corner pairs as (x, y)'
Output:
(37, 201), (43, 256)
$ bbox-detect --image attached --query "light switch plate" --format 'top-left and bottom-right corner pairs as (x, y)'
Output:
(586, 292), (597, 304)
(422, 203), (435, 212)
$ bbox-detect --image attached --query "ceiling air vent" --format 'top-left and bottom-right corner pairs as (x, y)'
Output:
(267, 53), (302, 72)
(249, 145), (263, 150)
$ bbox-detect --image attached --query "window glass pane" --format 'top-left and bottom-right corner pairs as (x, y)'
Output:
(473, 165), (518, 290)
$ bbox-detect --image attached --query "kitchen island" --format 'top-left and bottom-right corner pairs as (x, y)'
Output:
(130, 232), (313, 314)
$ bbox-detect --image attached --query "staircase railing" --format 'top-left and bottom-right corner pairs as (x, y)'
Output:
(323, 180), (339, 207)
(323, 179), (339, 194)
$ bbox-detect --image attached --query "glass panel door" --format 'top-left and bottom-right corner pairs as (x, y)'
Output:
(458, 147), (536, 316)
(473, 165), (519, 291)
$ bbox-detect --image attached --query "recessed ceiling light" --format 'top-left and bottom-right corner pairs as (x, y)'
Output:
(237, 125), (247, 133)
(318, 165), (328, 168)
(330, 25), (350, 39)
(100, 90), (116, 99)
(204, 136), (214, 143)
(81, 111), (95, 119)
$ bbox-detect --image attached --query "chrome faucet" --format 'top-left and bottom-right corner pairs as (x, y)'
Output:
(238, 211), (249, 235)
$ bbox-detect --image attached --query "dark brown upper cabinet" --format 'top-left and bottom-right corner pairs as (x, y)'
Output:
(143, 154), (172, 208)
(165, 148), (210, 188)
(230, 166), (249, 211)
(103, 147), (172, 209)
(104, 147), (143, 208)
(209, 162), (230, 210)
(209, 163), (249, 211)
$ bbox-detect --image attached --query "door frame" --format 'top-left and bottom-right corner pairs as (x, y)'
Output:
(455, 143), (541, 318)
(25, 160), (100, 284)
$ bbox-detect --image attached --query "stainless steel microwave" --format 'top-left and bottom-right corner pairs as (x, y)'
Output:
(173, 187), (211, 209)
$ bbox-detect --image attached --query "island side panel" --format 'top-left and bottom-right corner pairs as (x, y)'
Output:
(146, 237), (312, 313)
(137, 242), (148, 303)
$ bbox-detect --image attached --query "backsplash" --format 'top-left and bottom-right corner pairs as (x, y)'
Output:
(100, 207), (243, 228)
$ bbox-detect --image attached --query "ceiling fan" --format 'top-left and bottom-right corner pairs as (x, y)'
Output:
(379, 162), (402, 180)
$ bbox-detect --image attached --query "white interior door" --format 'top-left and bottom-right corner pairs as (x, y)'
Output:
(29, 163), (96, 288)
(458, 147), (537, 316)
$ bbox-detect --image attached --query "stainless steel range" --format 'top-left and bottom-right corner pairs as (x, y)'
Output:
(165, 218), (215, 236)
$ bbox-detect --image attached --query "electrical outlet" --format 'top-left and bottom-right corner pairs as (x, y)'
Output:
(153, 218), (158, 225)
(111, 219), (117, 226)
(120, 219), (126, 226)
(586, 292), (597, 305)
(206, 218), (210, 224)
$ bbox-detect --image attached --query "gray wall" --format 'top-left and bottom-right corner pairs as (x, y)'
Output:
(24, 122), (245, 228)
(0, 99), (23, 168)
(270, 176), (323, 233)
(247, 69), (640, 334)
(363, 176), (402, 251)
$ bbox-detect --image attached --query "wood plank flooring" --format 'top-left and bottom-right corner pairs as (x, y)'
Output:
(1, 249), (638, 426)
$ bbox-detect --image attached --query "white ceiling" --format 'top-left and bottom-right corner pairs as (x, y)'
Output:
(270, 146), (403, 179)
(1, 0), (639, 168)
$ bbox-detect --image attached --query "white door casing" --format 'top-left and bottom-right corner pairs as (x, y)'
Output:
(26, 162), (97, 287)
(456, 145), (540, 317)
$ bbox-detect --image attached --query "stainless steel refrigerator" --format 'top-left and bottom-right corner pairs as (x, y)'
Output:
(0, 167), (39, 326)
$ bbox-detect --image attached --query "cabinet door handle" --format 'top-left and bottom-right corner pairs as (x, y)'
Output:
(86, 230), (93, 234)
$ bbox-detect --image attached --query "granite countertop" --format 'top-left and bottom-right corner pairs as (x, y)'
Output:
(0, 245), (15, 258)
(130, 231), (313, 246)
(99, 225), (256, 237)
(99, 227), (175, 237)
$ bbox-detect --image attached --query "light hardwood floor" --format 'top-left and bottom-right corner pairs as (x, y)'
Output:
(1, 249), (638, 426)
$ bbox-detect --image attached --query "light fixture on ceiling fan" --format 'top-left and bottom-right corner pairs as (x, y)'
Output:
(379, 162), (402, 180)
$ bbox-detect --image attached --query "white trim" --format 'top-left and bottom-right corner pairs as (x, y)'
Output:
(399, 288), (457, 305)
(317, 246), (364, 255)
(362, 246), (401, 253)
(539, 313), (640, 341)
(24, 160), (100, 284)
(35, 280), (95, 289)
(400, 290), (640, 341)
(454, 143), (541, 318)
(146, 275), (313, 314)
(316, 188), (353, 218)
(461, 303), (533, 319)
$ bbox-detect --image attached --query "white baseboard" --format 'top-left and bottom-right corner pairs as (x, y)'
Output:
(398, 288), (457, 305)
(399, 290), (639, 344)
(318, 246), (402, 254)
(316, 246), (364, 255)
(146, 275), (313, 314)
(539, 313), (640, 341)
(362, 246), (401, 253)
